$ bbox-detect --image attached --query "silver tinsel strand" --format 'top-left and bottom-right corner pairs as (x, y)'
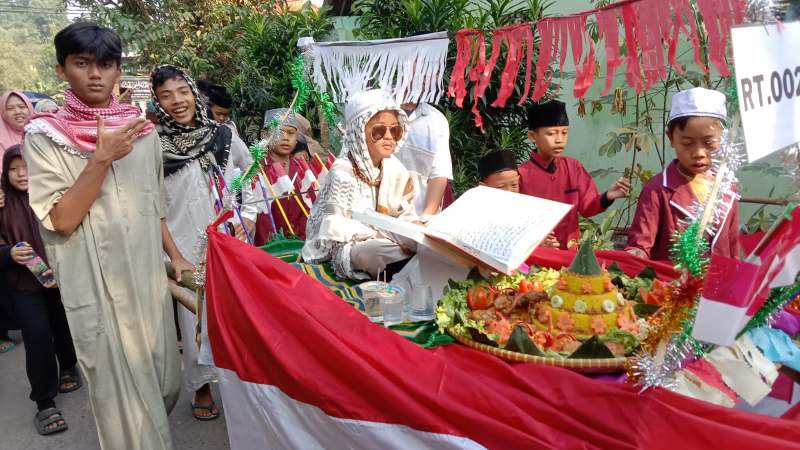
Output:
(679, 128), (746, 238)
(779, 144), (800, 202)
(192, 229), (209, 287)
(630, 340), (694, 392)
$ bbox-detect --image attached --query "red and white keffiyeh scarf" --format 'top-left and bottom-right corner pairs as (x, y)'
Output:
(26, 89), (154, 155)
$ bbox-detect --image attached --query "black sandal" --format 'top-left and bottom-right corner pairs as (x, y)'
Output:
(58, 367), (82, 394)
(34, 407), (68, 436)
(191, 401), (221, 421)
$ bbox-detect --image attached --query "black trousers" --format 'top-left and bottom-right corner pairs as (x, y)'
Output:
(0, 278), (16, 338)
(9, 288), (77, 408)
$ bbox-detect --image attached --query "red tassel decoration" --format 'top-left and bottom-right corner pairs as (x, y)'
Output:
(674, 0), (707, 73)
(568, 16), (596, 99)
(634, 0), (670, 89)
(448, 29), (477, 108)
(621, 3), (644, 93)
(467, 31), (487, 128)
(597, 8), (623, 96)
(532, 18), (558, 101)
(492, 24), (533, 108)
(696, 0), (746, 76)
(518, 25), (534, 105)
(446, 0), (745, 127)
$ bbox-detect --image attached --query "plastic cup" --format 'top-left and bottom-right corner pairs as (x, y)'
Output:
(360, 281), (387, 322)
(379, 285), (405, 326)
(410, 285), (436, 321)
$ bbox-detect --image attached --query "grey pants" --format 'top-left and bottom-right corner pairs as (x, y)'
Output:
(350, 232), (418, 278)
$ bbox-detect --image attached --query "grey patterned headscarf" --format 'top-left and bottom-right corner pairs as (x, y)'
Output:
(151, 65), (231, 176)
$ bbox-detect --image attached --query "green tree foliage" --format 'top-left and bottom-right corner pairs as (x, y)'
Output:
(78, 0), (333, 142)
(0, 0), (69, 96)
(352, 0), (552, 194)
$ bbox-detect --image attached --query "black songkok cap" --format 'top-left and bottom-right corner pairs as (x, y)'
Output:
(527, 100), (569, 130)
(478, 150), (518, 181)
(206, 84), (233, 109)
(197, 80), (233, 109)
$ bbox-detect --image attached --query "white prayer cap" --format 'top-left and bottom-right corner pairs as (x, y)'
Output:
(344, 89), (399, 126)
(668, 87), (727, 124)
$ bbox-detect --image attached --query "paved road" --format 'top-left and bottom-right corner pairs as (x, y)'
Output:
(0, 331), (230, 450)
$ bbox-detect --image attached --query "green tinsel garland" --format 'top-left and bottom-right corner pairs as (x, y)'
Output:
(665, 221), (711, 357)
(316, 91), (337, 126)
(738, 282), (800, 337)
(676, 309), (706, 357)
(228, 54), (339, 195)
(290, 55), (312, 113)
(229, 142), (268, 194)
(670, 221), (710, 277)
(265, 117), (281, 130)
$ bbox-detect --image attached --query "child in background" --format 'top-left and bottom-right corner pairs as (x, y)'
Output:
(478, 149), (559, 248)
(478, 150), (520, 193)
(519, 100), (630, 249)
(626, 87), (739, 260)
(254, 109), (312, 243)
(0, 145), (80, 435)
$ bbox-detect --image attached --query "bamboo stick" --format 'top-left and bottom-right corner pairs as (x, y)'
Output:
(168, 280), (197, 315)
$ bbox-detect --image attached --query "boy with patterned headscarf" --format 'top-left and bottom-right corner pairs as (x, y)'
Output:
(151, 64), (259, 421)
(23, 22), (186, 449)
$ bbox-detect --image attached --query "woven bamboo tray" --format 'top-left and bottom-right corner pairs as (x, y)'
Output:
(449, 328), (628, 373)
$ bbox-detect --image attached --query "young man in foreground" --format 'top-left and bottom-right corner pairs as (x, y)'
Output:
(24, 22), (190, 449)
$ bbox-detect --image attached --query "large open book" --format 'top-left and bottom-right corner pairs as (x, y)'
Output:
(353, 186), (573, 274)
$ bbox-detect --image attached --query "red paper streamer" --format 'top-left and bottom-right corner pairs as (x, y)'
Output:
(621, 4), (644, 93)
(696, 0), (745, 76)
(634, 0), (670, 89)
(531, 18), (558, 101)
(568, 16), (596, 99)
(447, 0), (747, 127)
(447, 29), (476, 108)
(596, 8), (622, 96)
(491, 24), (534, 108)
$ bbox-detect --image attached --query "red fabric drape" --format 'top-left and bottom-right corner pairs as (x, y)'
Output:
(205, 227), (800, 449)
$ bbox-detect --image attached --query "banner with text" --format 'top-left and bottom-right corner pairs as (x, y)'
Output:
(732, 22), (800, 162)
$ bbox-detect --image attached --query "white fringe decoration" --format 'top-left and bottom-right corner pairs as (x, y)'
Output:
(309, 32), (450, 105)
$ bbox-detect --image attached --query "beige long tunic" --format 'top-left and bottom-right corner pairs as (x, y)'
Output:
(23, 130), (181, 450)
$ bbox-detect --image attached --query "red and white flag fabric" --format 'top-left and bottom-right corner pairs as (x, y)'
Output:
(694, 206), (800, 345)
(310, 152), (336, 181)
(204, 218), (800, 450)
(296, 157), (319, 207)
(265, 161), (296, 198)
(693, 254), (762, 346)
(746, 206), (800, 308)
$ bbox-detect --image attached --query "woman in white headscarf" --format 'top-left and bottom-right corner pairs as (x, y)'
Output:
(303, 90), (419, 280)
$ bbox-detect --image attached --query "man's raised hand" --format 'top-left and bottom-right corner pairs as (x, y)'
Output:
(92, 116), (148, 164)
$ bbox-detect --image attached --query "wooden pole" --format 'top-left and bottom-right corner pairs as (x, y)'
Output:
(168, 281), (197, 315)
(739, 197), (789, 206)
(165, 262), (199, 291)
(261, 168), (296, 236)
(318, 104), (330, 152)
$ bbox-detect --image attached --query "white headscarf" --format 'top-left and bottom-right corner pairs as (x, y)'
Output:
(302, 89), (417, 276)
